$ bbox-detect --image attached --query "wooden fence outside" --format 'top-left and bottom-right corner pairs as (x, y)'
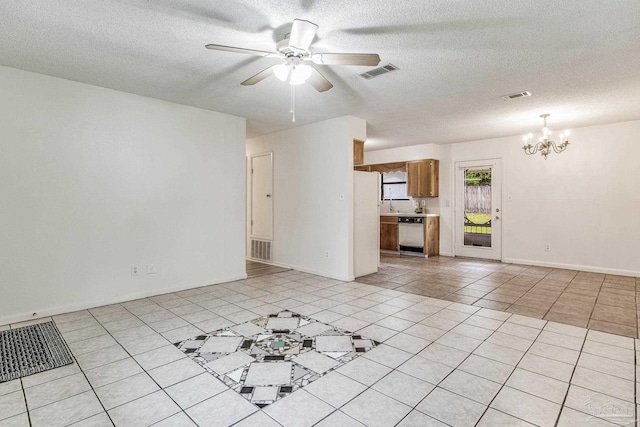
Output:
(465, 186), (492, 214)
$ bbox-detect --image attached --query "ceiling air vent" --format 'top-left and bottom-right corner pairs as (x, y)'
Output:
(360, 63), (399, 80)
(501, 91), (532, 101)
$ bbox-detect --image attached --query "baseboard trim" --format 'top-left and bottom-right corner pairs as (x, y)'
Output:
(502, 258), (640, 278)
(269, 261), (352, 282)
(246, 257), (273, 265)
(439, 252), (455, 257)
(0, 273), (248, 327)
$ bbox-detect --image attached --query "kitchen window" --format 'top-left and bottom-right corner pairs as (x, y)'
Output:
(381, 171), (409, 200)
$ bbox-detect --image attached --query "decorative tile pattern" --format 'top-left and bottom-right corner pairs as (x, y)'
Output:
(175, 310), (378, 407)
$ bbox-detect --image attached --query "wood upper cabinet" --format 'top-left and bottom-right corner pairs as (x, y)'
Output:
(354, 165), (371, 172)
(407, 159), (439, 197)
(380, 216), (398, 251)
(354, 139), (365, 165)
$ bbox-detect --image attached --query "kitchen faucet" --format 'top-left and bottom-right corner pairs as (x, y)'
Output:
(385, 191), (394, 213)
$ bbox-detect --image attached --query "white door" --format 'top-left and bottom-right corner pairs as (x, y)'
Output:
(353, 171), (380, 277)
(251, 153), (272, 240)
(455, 159), (502, 260)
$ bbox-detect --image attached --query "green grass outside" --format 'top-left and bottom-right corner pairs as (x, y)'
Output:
(464, 213), (492, 234)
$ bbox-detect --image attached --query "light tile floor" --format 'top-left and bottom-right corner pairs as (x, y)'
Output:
(1, 267), (638, 426)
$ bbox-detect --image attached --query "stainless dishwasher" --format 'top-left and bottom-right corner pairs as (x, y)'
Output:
(398, 216), (424, 256)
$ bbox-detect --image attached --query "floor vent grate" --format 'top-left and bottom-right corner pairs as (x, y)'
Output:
(251, 239), (272, 262)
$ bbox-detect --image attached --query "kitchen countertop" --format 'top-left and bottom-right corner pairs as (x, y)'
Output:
(380, 213), (439, 217)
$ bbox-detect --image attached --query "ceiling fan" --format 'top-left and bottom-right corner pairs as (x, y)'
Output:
(205, 19), (381, 92)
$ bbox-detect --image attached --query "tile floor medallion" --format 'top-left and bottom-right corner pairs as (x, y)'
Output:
(175, 310), (378, 407)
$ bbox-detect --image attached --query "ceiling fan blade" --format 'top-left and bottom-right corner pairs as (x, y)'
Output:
(307, 68), (333, 92)
(288, 19), (318, 51)
(311, 53), (381, 66)
(205, 44), (275, 57)
(241, 66), (276, 86)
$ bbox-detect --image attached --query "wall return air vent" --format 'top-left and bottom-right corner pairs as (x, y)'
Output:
(501, 91), (532, 101)
(360, 63), (399, 80)
(250, 239), (272, 262)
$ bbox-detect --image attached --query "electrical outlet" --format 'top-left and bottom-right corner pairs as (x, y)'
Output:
(131, 265), (140, 276)
(325, 251), (330, 258)
(146, 264), (157, 274)
(544, 243), (551, 252)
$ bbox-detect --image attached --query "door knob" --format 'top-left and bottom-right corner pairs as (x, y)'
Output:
(495, 216), (500, 220)
(496, 208), (500, 212)
(266, 194), (271, 198)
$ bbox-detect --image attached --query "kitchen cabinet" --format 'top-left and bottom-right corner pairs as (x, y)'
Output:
(354, 139), (365, 165)
(354, 165), (371, 172)
(380, 214), (440, 257)
(424, 216), (440, 257)
(407, 159), (439, 197)
(380, 216), (399, 251)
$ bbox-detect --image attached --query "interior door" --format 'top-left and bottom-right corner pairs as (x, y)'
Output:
(455, 159), (502, 260)
(251, 153), (273, 240)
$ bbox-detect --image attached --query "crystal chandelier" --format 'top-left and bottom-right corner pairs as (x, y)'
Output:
(522, 114), (570, 159)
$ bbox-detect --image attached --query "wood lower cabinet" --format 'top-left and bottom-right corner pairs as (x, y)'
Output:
(407, 159), (439, 197)
(380, 216), (398, 251)
(424, 216), (440, 257)
(380, 215), (440, 257)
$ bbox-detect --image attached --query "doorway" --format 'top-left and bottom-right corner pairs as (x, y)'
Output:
(249, 152), (273, 262)
(455, 159), (502, 260)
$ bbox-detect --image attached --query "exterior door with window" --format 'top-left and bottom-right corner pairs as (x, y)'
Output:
(455, 159), (502, 260)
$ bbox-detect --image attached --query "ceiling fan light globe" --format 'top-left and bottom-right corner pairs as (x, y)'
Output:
(289, 64), (312, 85)
(273, 64), (290, 82)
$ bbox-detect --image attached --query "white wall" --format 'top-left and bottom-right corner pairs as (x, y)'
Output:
(445, 120), (640, 276)
(0, 65), (247, 324)
(364, 143), (439, 164)
(367, 119), (640, 276)
(246, 116), (365, 281)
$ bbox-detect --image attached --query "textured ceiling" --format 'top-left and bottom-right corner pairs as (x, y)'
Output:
(1, 0), (639, 150)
